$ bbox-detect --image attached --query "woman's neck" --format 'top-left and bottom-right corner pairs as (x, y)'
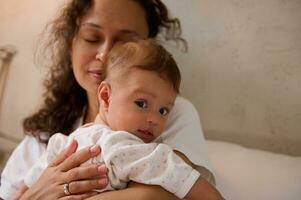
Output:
(84, 92), (99, 124)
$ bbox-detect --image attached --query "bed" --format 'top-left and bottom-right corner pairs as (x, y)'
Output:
(207, 140), (301, 200)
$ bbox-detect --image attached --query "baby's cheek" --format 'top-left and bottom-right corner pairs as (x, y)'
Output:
(155, 124), (166, 137)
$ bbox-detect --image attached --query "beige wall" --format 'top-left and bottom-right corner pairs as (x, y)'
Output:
(164, 0), (301, 155)
(0, 0), (300, 155)
(0, 0), (59, 141)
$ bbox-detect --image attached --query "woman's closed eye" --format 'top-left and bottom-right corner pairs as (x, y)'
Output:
(135, 100), (148, 109)
(159, 107), (169, 116)
(84, 38), (99, 43)
(79, 25), (102, 43)
(83, 36), (101, 44)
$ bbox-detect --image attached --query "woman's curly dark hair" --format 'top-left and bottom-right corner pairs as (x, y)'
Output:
(23, 0), (187, 143)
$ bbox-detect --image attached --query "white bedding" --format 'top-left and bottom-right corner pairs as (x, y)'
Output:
(207, 140), (301, 200)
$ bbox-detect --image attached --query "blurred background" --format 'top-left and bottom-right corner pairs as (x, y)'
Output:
(0, 0), (301, 172)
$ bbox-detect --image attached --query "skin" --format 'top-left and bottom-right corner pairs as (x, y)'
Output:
(96, 69), (224, 200)
(97, 68), (177, 142)
(71, 0), (149, 124)
(18, 0), (224, 199)
(19, 142), (107, 200)
(18, 0), (149, 199)
(86, 151), (224, 200)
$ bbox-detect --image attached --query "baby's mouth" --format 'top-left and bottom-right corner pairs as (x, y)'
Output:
(136, 129), (154, 143)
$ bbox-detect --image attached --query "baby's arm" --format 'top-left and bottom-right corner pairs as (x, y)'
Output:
(101, 131), (202, 199)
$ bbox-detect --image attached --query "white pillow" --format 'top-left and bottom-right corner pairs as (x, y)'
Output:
(207, 140), (301, 200)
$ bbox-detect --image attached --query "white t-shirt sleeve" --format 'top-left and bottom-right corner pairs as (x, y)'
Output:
(0, 136), (46, 200)
(24, 133), (68, 187)
(159, 96), (212, 171)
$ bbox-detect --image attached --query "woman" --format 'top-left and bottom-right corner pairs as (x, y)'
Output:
(0, 0), (220, 199)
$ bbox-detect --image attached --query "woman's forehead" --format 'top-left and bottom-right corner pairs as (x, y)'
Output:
(81, 0), (149, 37)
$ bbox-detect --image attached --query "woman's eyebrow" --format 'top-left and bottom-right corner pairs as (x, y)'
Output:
(81, 22), (102, 29)
(81, 22), (140, 36)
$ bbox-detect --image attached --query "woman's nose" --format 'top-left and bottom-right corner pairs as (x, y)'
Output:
(96, 51), (105, 64)
(95, 41), (114, 63)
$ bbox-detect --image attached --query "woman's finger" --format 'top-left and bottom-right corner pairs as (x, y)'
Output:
(12, 182), (28, 200)
(67, 178), (108, 195)
(20, 144), (106, 199)
(58, 144), (101, 172)
(63, 164), (108, 183)
(51, 140), (79, 166)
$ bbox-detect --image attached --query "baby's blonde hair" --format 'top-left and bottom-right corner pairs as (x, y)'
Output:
(106, 39), (181, 93)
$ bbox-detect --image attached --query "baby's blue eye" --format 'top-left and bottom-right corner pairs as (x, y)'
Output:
(159, 107), (169, 116)
(135, 100), (147, 108)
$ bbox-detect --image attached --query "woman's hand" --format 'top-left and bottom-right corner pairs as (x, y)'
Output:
(19, 140), (108, 200)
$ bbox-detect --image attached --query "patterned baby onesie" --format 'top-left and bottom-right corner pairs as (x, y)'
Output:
(24, 124), (200, 198)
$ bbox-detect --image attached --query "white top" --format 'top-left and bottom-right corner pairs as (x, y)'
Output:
(24, 124), (200, 198)
(0, 96), (211, 199)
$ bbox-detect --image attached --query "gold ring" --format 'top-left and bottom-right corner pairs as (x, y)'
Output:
(63, 183), (71, 195)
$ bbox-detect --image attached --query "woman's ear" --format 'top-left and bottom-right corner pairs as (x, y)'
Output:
(98, 81), (111, 111)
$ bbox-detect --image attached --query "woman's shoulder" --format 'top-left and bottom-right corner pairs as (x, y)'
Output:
(169, 96), (201, 123)
(163, 95), (202, 137)
(174, 96), (195, 109)
(159, 96), (211, 169)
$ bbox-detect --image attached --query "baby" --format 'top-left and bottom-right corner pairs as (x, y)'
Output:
(24, 39), (201, 199)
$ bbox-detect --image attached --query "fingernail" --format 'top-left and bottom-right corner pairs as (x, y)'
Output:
(90, 145), (100, 156)
(98, 165), (108, 173)
(98, 178), (108, 185)
(88, 192), (98, 196)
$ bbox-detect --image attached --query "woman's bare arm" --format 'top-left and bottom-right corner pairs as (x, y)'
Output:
(87, 182), (180, 200)
(174, 150), (216, 186)
(87, 172), (223, 200)
(175, 151), (224, 200)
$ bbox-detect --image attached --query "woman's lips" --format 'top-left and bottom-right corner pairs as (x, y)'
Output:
(136, 129), (154, 142)
(88, 69), (102, 80)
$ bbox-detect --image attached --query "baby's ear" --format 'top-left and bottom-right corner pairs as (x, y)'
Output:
(98, 81), (111, 111)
